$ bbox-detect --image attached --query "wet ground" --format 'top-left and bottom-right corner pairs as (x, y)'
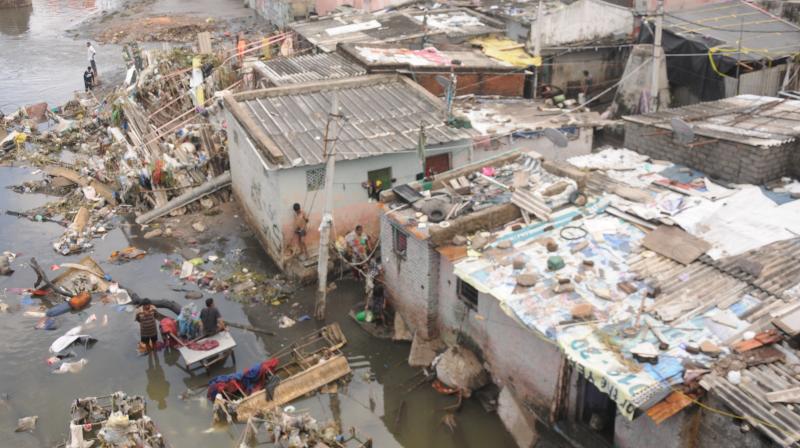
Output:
(0, 164), (533, 447)
(0, 1), (564, 446)
(0, 0), (126, 114)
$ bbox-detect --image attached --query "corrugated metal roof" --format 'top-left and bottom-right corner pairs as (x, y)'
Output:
(255, 54), (367, 86)
(291, 12), (423, 53)
(701, 349), (800, 447)
(290, 9), (503, 53)
(664, 1), (800, 61)
(623, 94), (800, 147)
(236, 75), (475, 169)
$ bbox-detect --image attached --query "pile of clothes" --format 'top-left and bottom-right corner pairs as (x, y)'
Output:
(207, 359), (279, 401)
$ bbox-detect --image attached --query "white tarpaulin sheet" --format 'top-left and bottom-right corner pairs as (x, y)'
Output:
(672, 186), (800, 259)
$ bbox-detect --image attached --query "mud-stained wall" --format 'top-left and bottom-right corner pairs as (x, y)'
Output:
(227, 110), (286, 268)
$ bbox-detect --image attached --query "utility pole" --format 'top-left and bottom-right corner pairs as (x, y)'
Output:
(735, 18), (744, 96)
(531, 0), (544, 98)
(650, 0), (664, 112)
(314, 92), (341, 321)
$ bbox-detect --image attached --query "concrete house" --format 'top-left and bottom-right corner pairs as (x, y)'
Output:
(477, 0), (634, 102)
(290, 8), (504, 53)
(223, 74), (475, 280)
(252, 53), (367, 88)
(379, 148), (800, 447)
(337, 42), (528, 97)
(623, 95), (800, 184)
(638, 0), (800, 106)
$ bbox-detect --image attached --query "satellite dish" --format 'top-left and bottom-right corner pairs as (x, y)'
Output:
(544, 128), (569, 148)
(670, 118), (695, 144)
(435, 75), (450, 88)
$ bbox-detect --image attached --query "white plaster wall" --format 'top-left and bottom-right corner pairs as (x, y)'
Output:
(273, 142), (472, 255)
(535, 0), (633, 47)
(436, 255), (564, 418)
(227, 111), (286, 265)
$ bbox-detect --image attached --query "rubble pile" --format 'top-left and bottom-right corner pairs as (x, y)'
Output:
(1, 41), (244, 256)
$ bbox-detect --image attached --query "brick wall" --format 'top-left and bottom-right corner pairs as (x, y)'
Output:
(624, 121), (799, 184)
(380, 214), (439, 339)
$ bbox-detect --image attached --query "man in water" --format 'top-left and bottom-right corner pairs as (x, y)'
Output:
(200, 298), (225, 337)
(83, 66), (94, 93)
(135, 298), (165, 353)
(86, 41), (98, 80)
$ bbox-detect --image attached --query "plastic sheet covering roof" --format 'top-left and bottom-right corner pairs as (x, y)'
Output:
(470, 36), (542, 67)
(663, 0), (800, 60)
(290, 12), (424, 53)
(236, 75), (475, 169)
(255, 54), (366, 86)
(623, 94), (800, 147)
(341, 44), (514, 70)
(405, 9), (504, 36)
(448, 154), (800, 422)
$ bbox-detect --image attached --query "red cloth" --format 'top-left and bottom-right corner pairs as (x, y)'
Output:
(187, 339), (220, 351)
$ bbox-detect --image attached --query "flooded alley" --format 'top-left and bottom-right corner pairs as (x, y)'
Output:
(9, 0), (797, 446)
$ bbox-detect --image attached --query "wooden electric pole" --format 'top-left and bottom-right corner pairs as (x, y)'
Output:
(315, 92), (341, 321)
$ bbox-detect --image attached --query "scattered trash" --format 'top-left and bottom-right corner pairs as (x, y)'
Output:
(109, 247), (147, 263)
(278, 316), (296, 328)
(50, 325), (95, 354)
(15, 416), (38, 433)
(54, 358), (88, 374)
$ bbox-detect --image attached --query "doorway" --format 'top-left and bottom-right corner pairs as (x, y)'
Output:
(425, 153), (451, 177)
(367, 167), (392, 188)
(577, 375), (616, 444)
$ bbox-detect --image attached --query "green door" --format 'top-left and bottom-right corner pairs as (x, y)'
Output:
(368, 167), (392, 189)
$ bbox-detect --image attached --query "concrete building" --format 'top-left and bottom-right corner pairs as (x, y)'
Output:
(378, 148), (800, 447)
(454, 97), (616, 161)
(476, 0), (634, 103)
(337, 43), (527, 97)
(289, 8), (504, 53)
(623, 95), (800, 184)
(252, 53), (367, 88)
(223, 74), (475, 281)
(638, 0), (800, 106)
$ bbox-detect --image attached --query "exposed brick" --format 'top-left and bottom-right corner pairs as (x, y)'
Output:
(624, 122), (797, 184)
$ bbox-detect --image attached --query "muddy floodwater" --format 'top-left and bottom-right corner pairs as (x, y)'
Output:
(0, 164), (527, 447)
(0, 2), (562, 447)
(0, 0), (125, 114)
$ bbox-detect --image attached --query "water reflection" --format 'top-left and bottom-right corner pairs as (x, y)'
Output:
(146, 352), (171, 410)
(0, 5), (33, 36)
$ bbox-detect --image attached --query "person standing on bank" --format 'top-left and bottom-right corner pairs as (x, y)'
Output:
(200, 298), (225, 337)
(136, 299), (166, 353)
(86, 41), (98, 81)
(83, 66), (95, 93)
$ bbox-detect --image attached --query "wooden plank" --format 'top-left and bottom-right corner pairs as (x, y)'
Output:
(221, 91), (285, 164)
(43, 166), (117, 205)
(234, 355), (351, 421)
(642, 225), (711, 265)
(198, 32), (213, 54)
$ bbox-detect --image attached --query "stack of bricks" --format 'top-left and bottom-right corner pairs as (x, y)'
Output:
(624, 121), (799, 185)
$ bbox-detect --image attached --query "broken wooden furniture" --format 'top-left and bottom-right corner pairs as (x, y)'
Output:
(213, 323), (350, 423)
(67, 392), (166, 448)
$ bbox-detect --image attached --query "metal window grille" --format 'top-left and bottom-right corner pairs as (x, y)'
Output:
(306, 167), (326, 191)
